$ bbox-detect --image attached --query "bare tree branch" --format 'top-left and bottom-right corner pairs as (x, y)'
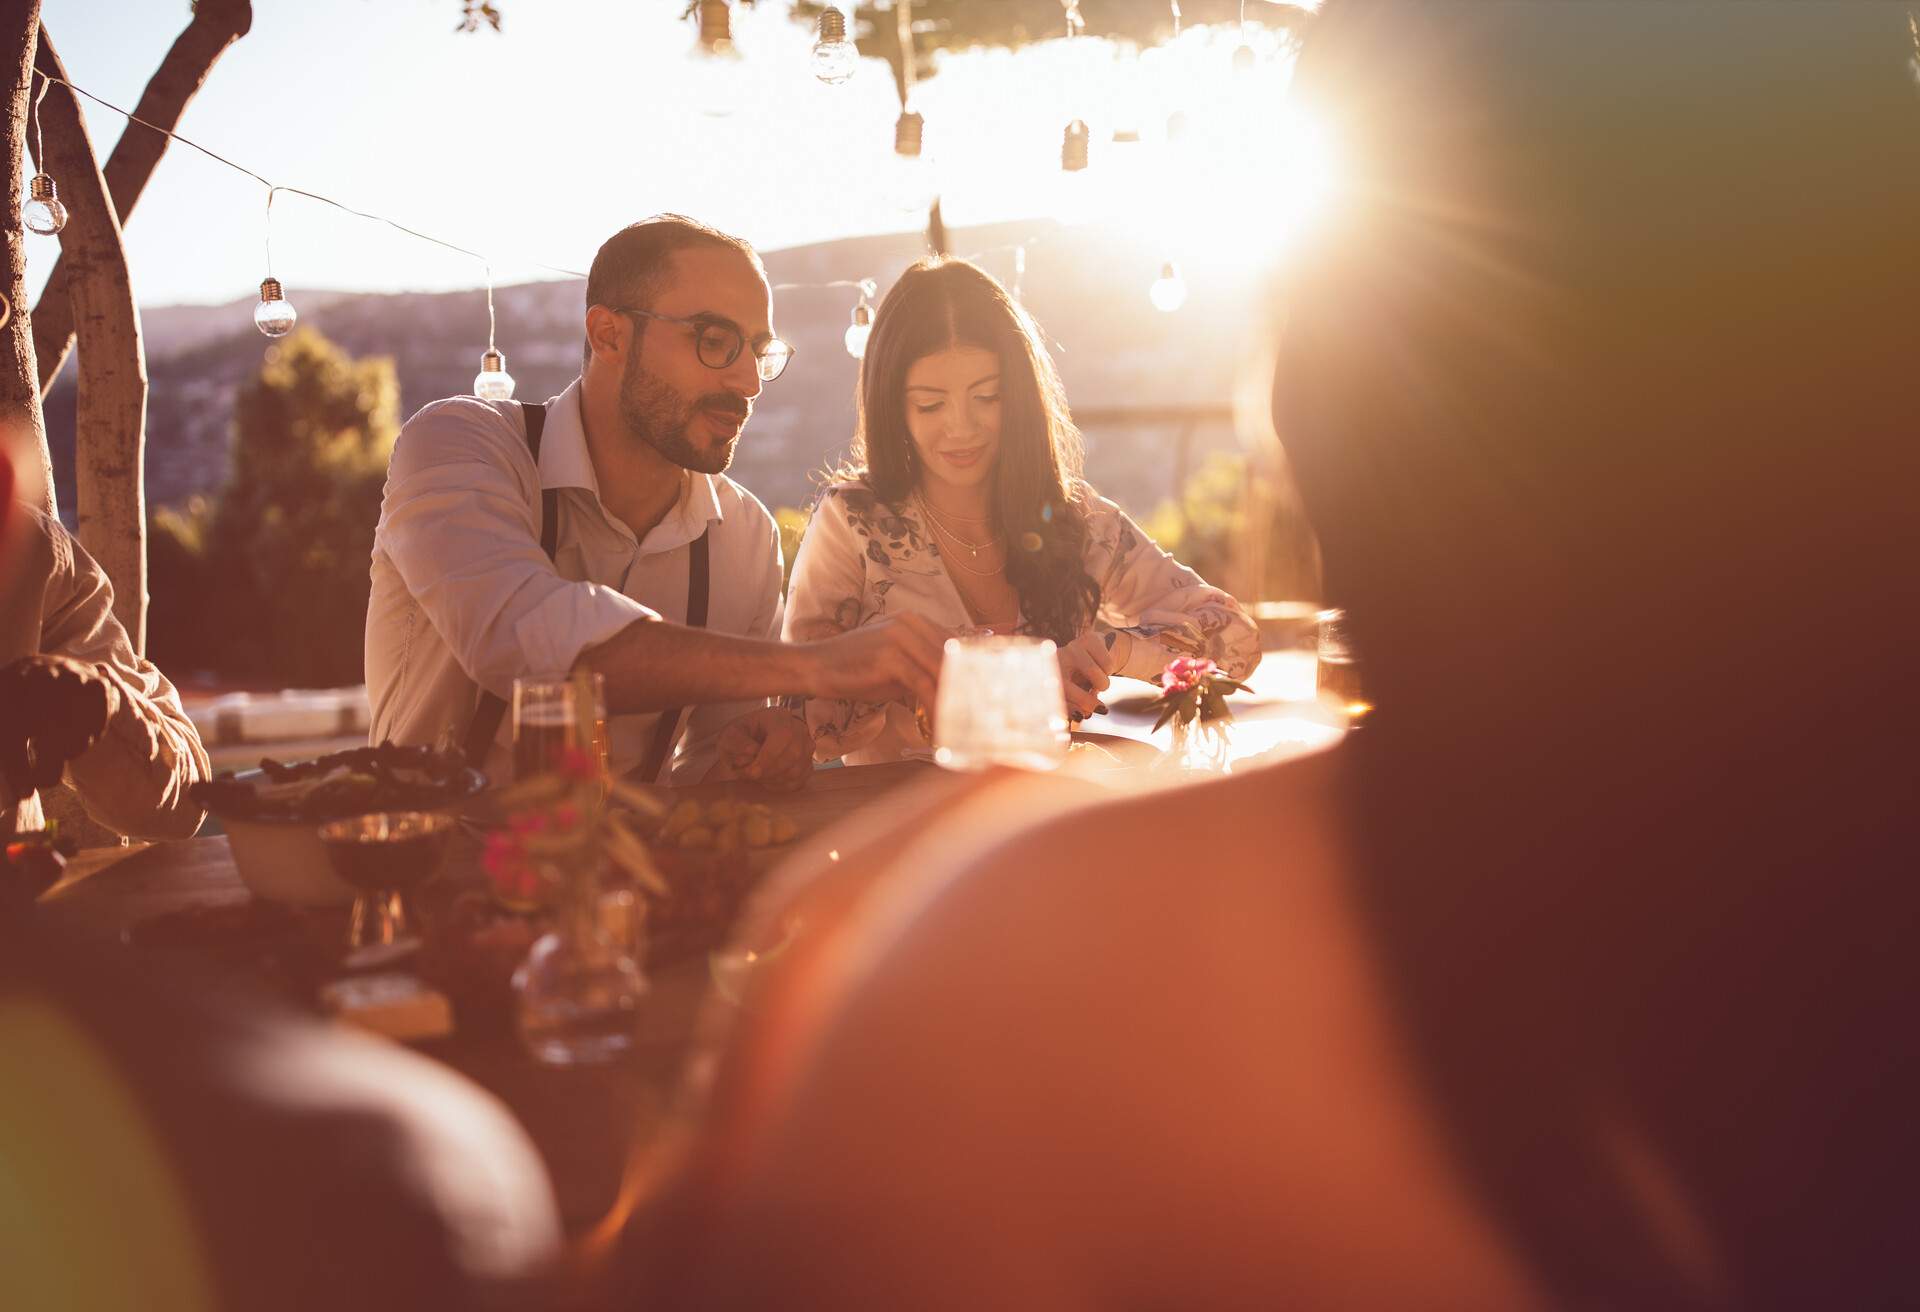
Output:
(37, 29), (148, 650)
(0, 0), (50, 514)
(30, 0), (249, 395)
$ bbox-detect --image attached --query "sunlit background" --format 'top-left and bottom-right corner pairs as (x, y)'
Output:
(35, 0), (1333, 307)
(32, 0), (1340, 707)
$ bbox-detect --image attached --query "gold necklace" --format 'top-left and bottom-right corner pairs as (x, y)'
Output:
(917, 495), (1001, 560)
(918, 498), (993, 525)
(930, 526), (1007, 577)
(918, 502), (1008, 580)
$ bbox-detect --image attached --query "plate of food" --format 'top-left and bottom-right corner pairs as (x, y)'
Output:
(191, 744), (485, 906)
(1065, 730), (1162, 771)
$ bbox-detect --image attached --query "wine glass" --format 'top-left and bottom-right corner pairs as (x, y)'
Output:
(317, 811), (456, 954)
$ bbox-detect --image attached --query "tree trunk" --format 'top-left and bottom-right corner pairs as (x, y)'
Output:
(0, 0), (49, 515)
(36, 31), (147, 651)
(31, 0), (249, 394)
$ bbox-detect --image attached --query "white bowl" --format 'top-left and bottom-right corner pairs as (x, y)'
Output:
(220, 811), (361, 907)
(201, 761), (486, 907)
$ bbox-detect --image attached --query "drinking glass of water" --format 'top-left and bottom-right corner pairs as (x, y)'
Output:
(1316, 608), (1372, 725)
(933, 636), (1070, 771)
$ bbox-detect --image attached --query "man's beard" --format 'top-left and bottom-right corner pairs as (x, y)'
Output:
(618, 350), (747, 476)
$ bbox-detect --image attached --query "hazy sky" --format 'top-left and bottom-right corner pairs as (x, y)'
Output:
(31, 1), (1308, 308)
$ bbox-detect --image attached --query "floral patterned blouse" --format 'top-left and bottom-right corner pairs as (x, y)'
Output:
(783, 481), (1262, 764)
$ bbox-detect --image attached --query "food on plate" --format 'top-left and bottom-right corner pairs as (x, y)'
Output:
(191, 743), (483, 822)
(654, 798), (798, 851)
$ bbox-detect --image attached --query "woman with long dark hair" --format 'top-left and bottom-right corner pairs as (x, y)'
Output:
(783, 257), (1259, 764)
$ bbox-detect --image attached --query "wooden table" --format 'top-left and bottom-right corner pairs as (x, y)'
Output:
(33, 759), (938, 1235)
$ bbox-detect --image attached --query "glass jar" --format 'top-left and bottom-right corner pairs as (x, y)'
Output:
(1164, 713), (1232, 774)
(512, 855), (646, 1066)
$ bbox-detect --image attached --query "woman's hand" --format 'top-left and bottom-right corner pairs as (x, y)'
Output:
(1056, 634), (1115, 723)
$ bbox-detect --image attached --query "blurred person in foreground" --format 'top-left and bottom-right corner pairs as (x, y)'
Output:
(364, 215), (948, 790)
(0, 404), (208, 840)
(782, 258), (1259, 762)
(0, 920), (561, 1312)
(610, 4), (1919, 1308)
(1, 438), (556, 1312)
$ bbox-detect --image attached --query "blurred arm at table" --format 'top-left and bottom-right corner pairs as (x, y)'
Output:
(2, 505), (209, 840)
(626, 750), (1539, 1311)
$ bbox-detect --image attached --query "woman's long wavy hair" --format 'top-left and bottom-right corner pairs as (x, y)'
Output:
(848, 258), (1101, 644)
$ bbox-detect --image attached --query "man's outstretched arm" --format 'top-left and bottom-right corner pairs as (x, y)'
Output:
(577, 612), (948, 724)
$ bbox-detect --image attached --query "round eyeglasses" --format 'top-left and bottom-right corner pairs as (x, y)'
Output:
(612, 306), (794, 382)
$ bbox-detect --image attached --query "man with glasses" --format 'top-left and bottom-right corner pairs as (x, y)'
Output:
(365, 215), (946, 787)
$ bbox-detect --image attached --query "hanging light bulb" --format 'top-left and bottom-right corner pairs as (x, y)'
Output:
(23, 173), (67, 236)
(1054, 119), (1100, 226)
(811, 7), (858, 85)
(844, 280), (877, 359)
(694, 0), (736, 55)
(689, 0), (747, 117)
(474, 349), (516, 401)
(1149, 262), (1188, 313)
(254, 277), (297, 338)
(1062, 119), (1092, 172)
(893, 110), (935, 214)
(1110, 45), (1144, 145)
(1232, 41), (1259, 79)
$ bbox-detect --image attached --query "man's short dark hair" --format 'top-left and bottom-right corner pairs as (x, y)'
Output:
(583, 215), (762, 367)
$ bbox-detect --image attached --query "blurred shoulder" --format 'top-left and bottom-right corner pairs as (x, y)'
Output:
(14, 501), (67, 549)
(14, 503), (80, 578)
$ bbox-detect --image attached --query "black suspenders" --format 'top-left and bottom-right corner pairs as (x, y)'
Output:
(463, 402), (552, 766)
(461, 400), (712, 784)
(634, 530), (709, 784)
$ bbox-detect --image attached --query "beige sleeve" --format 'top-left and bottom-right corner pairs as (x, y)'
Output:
(1084, 496), (1263, 683)
(36, 514), (210, 840)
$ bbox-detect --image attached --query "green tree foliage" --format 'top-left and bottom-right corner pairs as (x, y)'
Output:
(147, 329), (399, 686)
(775, 504), (812, 591)
(1143, 450), (1321, 603)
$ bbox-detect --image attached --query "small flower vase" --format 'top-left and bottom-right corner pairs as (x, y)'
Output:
(1165, 712), (1232, 774)
(512, 855), (647, 1066)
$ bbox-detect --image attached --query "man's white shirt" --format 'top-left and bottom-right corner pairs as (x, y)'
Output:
(365, 378), (784, 783)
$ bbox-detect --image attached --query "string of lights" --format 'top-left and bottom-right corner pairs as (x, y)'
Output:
(23, 11), (1255, 387)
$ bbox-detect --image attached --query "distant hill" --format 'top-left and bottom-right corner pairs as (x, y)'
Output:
(46, 219), (1271, 518)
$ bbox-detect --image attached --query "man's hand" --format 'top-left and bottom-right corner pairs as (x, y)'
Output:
(0, 655), (116, 799)
(713, 707), (815, 792)
(1056, 633), (1115, 722)
(802, 615), (949, 723)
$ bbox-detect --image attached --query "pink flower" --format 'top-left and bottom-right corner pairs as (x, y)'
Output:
(509, 810), (549, 836)
(1162, 656), (1219, 693)
(482, 832), (526, 880)
(557, 747), (600, 782)
(552, 803), (581, 830)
